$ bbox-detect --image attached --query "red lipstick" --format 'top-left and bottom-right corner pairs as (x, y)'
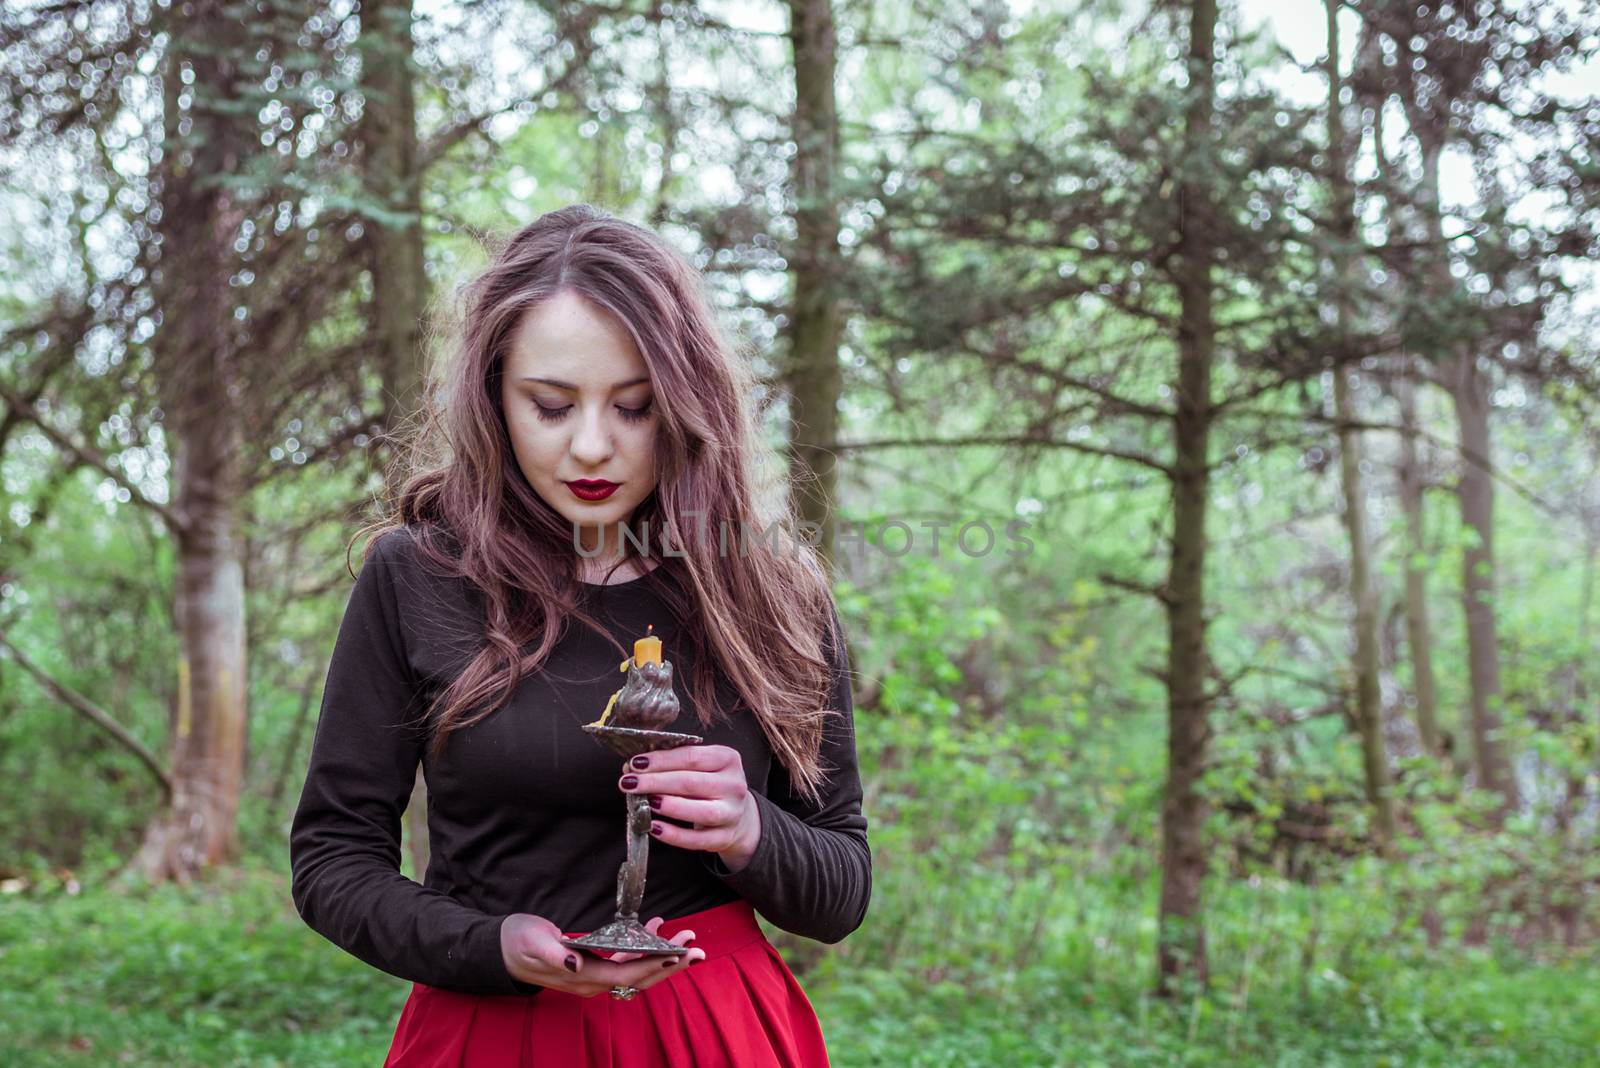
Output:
(566, 480), (620, 501)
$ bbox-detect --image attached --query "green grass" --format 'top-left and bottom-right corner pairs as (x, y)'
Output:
(1, 863), (1595, 1067)
(0, 866), (400, 1066)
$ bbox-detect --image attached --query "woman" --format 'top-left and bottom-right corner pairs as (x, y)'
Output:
(288, 204), (871, 1067)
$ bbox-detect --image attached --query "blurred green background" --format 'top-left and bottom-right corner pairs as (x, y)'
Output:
(2, 0), (1599, 1064)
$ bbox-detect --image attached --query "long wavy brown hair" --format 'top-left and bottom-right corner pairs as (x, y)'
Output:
(354, 204), (841, 802)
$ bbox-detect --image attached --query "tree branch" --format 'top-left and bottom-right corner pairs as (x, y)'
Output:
(838, 432), (1173, 475)
(0, 633), (172, 797)
(244, 408), (389, 492)
(418, 4), (608, 170)
(0, 380), (185, 534)
(1098, 570), (1173, 606)
(1227, 406), (1561, 515)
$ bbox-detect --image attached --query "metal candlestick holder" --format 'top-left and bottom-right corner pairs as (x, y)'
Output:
(560, 657), (701, 958)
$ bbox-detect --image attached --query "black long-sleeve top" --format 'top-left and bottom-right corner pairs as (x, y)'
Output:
(288, 527), (871, 996)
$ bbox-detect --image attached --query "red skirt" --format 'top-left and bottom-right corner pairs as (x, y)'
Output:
(383, 899), (831, 1067)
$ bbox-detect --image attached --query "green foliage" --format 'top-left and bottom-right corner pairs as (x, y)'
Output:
(2, 864), (1595, 1066)
(0, 865), (403, 1066)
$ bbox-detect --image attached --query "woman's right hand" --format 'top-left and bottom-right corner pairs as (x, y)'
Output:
(500, 913), (706, 996)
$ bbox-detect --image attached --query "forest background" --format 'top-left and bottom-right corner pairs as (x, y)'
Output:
(2, 0), (1599, 1064)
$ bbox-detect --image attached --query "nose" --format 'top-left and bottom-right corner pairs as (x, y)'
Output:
(568, 404), (614, 467)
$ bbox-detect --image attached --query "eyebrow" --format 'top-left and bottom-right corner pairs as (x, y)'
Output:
(520, 376), (651, 391)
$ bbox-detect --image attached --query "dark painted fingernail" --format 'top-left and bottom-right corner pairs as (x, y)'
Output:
(690, 955), (704, 965)
(631, 755), (650, 770)
(621, 775), (639, 790)
(647, 795), (662, 810)
(564, 955), (579, 973)
(684, 937), (695, 947)
(662, 958), (676, 968)
(650, 822), (664, 837)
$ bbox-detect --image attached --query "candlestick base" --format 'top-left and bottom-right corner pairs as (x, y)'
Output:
(560, 919), (690, 957)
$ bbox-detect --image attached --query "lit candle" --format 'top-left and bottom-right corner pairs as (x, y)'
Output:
(633, 624), (662, 667)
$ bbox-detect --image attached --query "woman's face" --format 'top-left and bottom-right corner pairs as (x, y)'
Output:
(500, 289), (659, 556)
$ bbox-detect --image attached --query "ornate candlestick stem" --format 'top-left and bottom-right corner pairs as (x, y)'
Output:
(617, 790), (652, 922)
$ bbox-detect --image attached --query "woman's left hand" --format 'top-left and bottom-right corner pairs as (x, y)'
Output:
(619, 745), (762, 873)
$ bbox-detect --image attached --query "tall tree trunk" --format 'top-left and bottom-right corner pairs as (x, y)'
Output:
(1555, 533), (1595, 948)
(359, 0), (428, 436)
(1157, 0), (1217, 995)
(135, 0), (253, 881)
(1395, 363), (1443, 756)
(647, 31), (681, 229)
(1413, 138), (1517, 814)
(359, 0), (433, 862)
(1446, 347), (1517, 811)
(1333, 371), (1396, 846)
(1558, 536), (1596, 837)
(1368, 74), (1443, 763)
(1325, 1), (1395, 851)
(784, 0), (844, 574)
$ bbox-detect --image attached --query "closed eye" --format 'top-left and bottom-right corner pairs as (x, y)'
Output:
(533, 402), (653, 424)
